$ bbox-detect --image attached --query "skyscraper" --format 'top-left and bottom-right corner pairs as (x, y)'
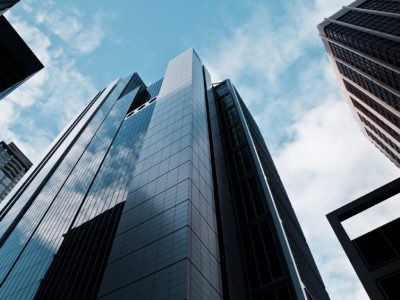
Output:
(0, 49), (329, 299)
(0, 0), (19, 15)
(318, 0), (400, 167)
(0, 0), (44, 100)
(0, 141), (32, 203)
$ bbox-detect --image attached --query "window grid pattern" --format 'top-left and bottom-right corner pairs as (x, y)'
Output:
(365, 129), (400, 165)
(330, 42), (400, 91)
(359, 0), (400, 14)
(214, 82), (296, 300)
(0, 142), (30, 203)
(337, 62), (400, 111)
(238, 96), (329, 300)
(72, 104), (155, 229)
(0, 88), (137, 300)
(0, 85), (102, 212)
(190, 54), (223, 299)
(98, 50), (222, 300)
(0, 83), (117, 239)
(351, 217), (400, 298)
(359, 114), (400, 154)
(0, 50), (328, 299)
(147, 78), (164, 98)
(0, 80), (127, 286)
(351, 97), (400, 143)
(33, 203), (125, 299)
(338, 11), (400, 37)
(324, 23), (400, 68)
(344, 80), (400, 127)
(206, 75), (250, 298)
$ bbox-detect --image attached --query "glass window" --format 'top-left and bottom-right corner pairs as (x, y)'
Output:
(3, 176), (11, 186)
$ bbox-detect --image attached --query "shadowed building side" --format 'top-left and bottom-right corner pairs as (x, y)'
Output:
(0, 1), (43, 100)
(0, 0), (19, 16)
(208, 79), (329, 300)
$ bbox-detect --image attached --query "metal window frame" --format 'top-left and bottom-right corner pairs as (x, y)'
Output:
(326, 177), (400, 300)
(225, 80), (308, 300)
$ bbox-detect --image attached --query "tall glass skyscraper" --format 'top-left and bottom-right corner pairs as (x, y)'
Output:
(0, 49), (329, 299)
(318, 0), (400, 167)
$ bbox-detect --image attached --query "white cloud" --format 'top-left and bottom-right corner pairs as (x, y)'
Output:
(202, 1), (399, 299)
(275, 96), (398, 300)
(205, 4), (302, 86)
(342, 193), (400, 239)
(203, 0), (351, 105)
(40, 58), (97, 126)
(0, 0), (397, 298)
(35, 6), (107, 54)
(0, 11), (98, 162)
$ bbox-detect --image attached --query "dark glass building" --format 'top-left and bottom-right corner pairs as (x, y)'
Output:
(0, 0), (19, 15)
(327, 178), (400, 300)
(0, 0), (44, 100)
(318, 0), (400, 167)
(0, 141), (32, 203)
(0, 49), (329, 299)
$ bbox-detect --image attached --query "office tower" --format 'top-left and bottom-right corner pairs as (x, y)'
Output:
(0, 0), (43, 100)
(0, 141), (32, 202)
(327, 178), (400, 300)
(0, 49), (329, 299)
(318, 0), (400, 167)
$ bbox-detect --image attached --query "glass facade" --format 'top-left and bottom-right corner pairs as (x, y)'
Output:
(208, 80), (329, 300)
(359, 0), (400, 14)
(0, 49), (328, 299)
(319, 0), (400, 168)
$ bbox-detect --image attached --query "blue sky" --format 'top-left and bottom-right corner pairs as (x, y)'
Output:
(1, 0), (399, 299)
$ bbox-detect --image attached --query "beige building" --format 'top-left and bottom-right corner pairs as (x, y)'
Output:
(318, 0), (400, 167)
